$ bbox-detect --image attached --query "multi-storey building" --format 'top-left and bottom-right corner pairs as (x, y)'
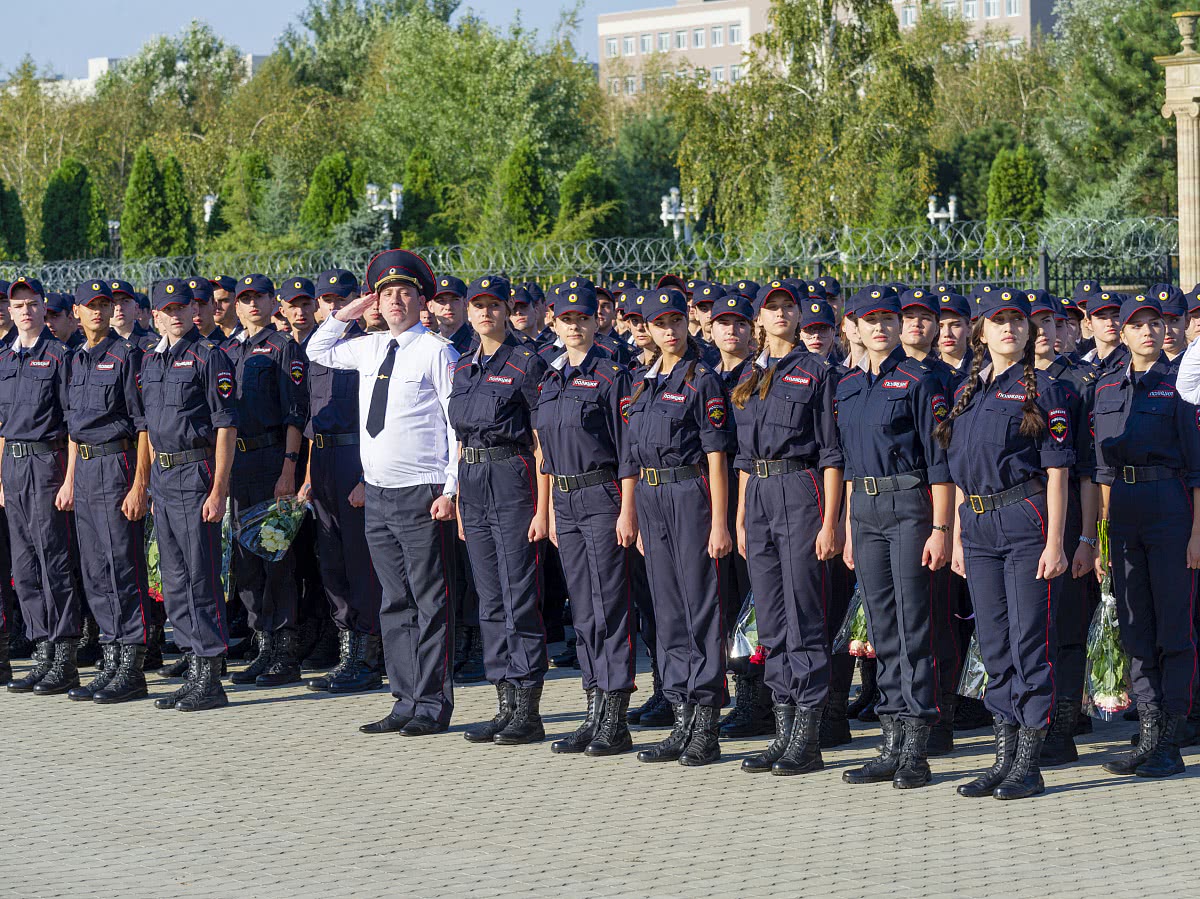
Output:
(893, 0), (1056, 46)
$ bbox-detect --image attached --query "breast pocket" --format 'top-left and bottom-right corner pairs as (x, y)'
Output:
(650, 401), (688, 444)
(164, 370), (199, 408)
(979, 406), (1023, 445)
(767, 383), (813, 428)
(82, 369), (121, 411)
(140, 367), (165, 407)
(242, 359), (277, 400)
(875, 393), (911, 434)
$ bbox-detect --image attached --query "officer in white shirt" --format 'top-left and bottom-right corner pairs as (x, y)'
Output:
(306, 249), (460, 736)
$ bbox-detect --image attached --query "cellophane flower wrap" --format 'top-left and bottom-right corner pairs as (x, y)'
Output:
(1083, 519), (1133, 720)
(957, 634), (988, 699)
(834, 583), (875, 658)
(730, 591), (759, 660)
(144, 513), (163, 603)
(236, 497), (310, 562)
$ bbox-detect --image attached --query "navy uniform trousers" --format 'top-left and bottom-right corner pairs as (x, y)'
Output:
(1109, 479), (1198, 716)
(459, 453), (547, 688)
(553, 480), (634, 693)
(3, 450), (81, 642)
(744, 469), (830, 709)
(850, 489), (938, 723)
(636, 478), (725, 706)
(960, 496), (1060, 729)
(310, 442), (381, 634)
(151, 458), (228, 657)
(231, 442), (298, 633)
(365, 483), (456, 726)
(0, 505), (15, 633)
(74, 449), (148, 643)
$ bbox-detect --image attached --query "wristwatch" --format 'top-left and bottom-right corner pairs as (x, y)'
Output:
(283, 451), (300, 463)
(931, 524), (950, 533)
(1078, 535), (1098, 547)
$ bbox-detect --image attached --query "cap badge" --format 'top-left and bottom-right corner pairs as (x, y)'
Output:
(332, 276), (340, 284)
(244, 277), (252, 284)
(294, 281), (302, 289)
(810, 303), (820, 313)
(166, 284), (175, 294)
(91, 283), (99, 291)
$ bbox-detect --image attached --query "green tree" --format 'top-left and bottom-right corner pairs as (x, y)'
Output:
(161, 153), (196, 255)
(987, 145), (1046, 223)
(396, 146), (451, 245)
(207, 150), (271, 245)
(40, 157), (107, 260)
(477, 138), (549, 242)
(299, 151), (356, 238)
(552, 152), (622, 240)
(936, 123), (1018, 221)
(0, 179), (27, 260)
(121, 144), (169, 258)
(611, 110), (680, 238)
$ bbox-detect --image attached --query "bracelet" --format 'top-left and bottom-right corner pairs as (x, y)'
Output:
(931, 524), (950, 533)
(1078, 535), (1098, 547)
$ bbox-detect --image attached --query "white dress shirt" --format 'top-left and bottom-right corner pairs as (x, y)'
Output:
(306, 316), (460, 495)
(1177, 335), (1200, 405)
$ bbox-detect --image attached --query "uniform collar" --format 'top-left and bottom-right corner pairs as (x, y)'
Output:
(81, 329), (119, 359)
(244, 325), (278, 347)
(1124, 354), (1172, 388)
(14, 327), (54, 355)
(549, 343), (604, 375)
(645, 346), (698, 383)
(162, 326), (201, 357)
(470, 332), (520, 370)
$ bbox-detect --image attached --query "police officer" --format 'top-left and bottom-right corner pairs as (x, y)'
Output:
(140, 278), (238, 711)
(1081, 289), (1128, 375)
(1, 277), (83, 695)
(225, 274), (309, 687)
(1095, 294), (1200, 779)
(107, 281), (156, 353)
(210, 276), (241, 338)
(45, 292), (83, 348)
(428, 275), (476, 355)
(935, 289), (973, 375)
(186, 278), (228, 345)
(0, 280), (13, 681)
(1150, 283), (1189, 364)
(134, 292), (154, 333)
(507, 285), (542, 348)
(449, 276), (551, 745)
(594, 285), (635, 366)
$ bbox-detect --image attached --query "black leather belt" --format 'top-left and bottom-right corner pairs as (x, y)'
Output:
(752, 458), (811, 479)
(853, 470), (927, 496)
(77, 438), (132, 461)
(640, 464), (703, 487)
(156, 448), (213, 470)
(462, 445), (526, 465)
(1120, 465), (1182, 484)
(313, 432), (359, 449)
(236, 431), (282, 453)
(4, 439), (65, 458)
(967, 479), (1044, 514)
(552, 468), (616, 492)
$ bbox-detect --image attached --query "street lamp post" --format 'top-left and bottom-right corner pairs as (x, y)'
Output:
(107, 219), (121, 258)
(660, 186), (695, 244)
(367, 182), (405, 237)
(926, 194), (958, 235)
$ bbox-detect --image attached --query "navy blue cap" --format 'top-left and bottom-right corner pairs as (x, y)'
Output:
(316, 269), (359, 299)
(1086, 290), (1123, 315)
(623, 290), (650, 318)
(805, 282), (829, 301)
(522, 282), (545, 305)
(974, 286), (1031, 320)
(277, 277), (316, 304)
(135, 291), (150, 310)
(800, 299), (837, 329)
(886, 281), (910, 295)
(466, 275), (510, 303)
(932, 282), (955, 296)
(691, 282), (726, 304)
(1149, 283), (1187, 317)
(0, 279), (9, 299)
(968, 283), (999, 302)
(594, 284), (615, 303)
(108, 279), (135, 298)
(854, 287), (902, 318)
(711, 293), (754, 321)
(1073, 279), (1101, 306)
(683, 278), (703, 298)
(74, 280), (113, 307)
(555, 282), (598, 316)
(753, 280), (800, 314)
(549, 277), (596, 311)
(816, 275), (841, 297)
(1024, 289), (1061, 319)
(1187, 285), (1200, 315)
(366, 249), (436, 298)
(645, 288), (689, 323)
(1058, 295), (1084, 319)
(210, 275), (237, 294)
(45, 292), (74, 313)
(8, 276), (44, 299)
(433, 275), (467, 300)
(186, 277), (214, 302)
(509, 285), (533, 306)
(899, 288), (938, 316)
(152, 279), (192, 310)
(235, 273), (274, 299)
(937, 292), (970, 319)
(730, 278), (760, 300)
(1120, 293), (1162, 327)
(609, 279), (638, 297)
(656, 274), (688, 292)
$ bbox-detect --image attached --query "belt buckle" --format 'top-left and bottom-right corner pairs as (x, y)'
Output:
(314, 434), (325, 449)
(862, 476), (878, 496)
(464, 447), (479, 464)
(9, 443), (26, 459)
(158, 452), (173, 469)
(1123, 466), (1137, 484)
(644, 467), (660, 487)
(78, 444), (92, 461)
(555, 475), (570, 493)
(969, 494), (985, 514)
(754, 460), (768, 479)
(236, 437), (247, 453)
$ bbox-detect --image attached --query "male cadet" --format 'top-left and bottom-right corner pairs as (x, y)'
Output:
(186, 278), (227, 344)
(134, 292), (153, 332)
(223, 274), (308, 687)
(306, 249), (460, 736)
(109, 280), (158, 353)
(0, 280), (13, 681)
(428, 275), (476, 354)
(594, 285), (634, 365)
(0, 280), (14, 345)
(141, 279), (238, 711)
(45, 292), (84, 347)
(63, 281), (152, 703)
(1, 277), (84, 695)
(295, 270), (384, 693)
(210, 276), (241, 337)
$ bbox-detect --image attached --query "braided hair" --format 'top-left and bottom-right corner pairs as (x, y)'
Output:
(629, 334), (703, 406)
(732, 323), (802, 409)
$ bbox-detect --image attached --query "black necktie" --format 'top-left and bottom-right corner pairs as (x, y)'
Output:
(366, 339), (398, 438)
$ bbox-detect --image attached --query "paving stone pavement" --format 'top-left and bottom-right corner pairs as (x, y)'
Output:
(1, 647), (1197, 899)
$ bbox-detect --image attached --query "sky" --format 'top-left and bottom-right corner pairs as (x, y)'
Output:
(2, 0), (658, 77)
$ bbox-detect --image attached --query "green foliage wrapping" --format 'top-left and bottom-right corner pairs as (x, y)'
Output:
(161, 153), (196, 256)
(40, 157), (108, 260)
(552, 153), (623, 241)
(300, 151), (356, 238)
(121, 144), (169, 258)
(0, 179), (27, 260)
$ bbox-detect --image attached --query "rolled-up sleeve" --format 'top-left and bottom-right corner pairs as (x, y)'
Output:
(1037, 382), (1076, 471)
(1176, 335), (1200, 405)
(816, 367), (844, 472)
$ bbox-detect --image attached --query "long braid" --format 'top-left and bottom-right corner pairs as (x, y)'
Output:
(1019, 319), (1047, 439)
(628, 344), (662, 406)
(934, 319), (987, 449)
(684, 334), (701, 384)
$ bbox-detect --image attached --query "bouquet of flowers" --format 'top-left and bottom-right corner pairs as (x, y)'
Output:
(1083, 519), (1133, 720)
(730, 591), (759, 660)
(236, 497), (311, 562)
(145, 513), (164, 604)
(834, 584), (875, 658)
(957, 634), (988, 699)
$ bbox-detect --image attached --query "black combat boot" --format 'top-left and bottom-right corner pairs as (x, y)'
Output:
(328, 634), (383, 694)
(927, 693), (956, 756)
(550, 637), (578, 669)
(843, 715), (903, 784)
(76, 616), (101, 668)
(465, 682), (516, 743)
(163, 653), (191, 678)
(819, 688), (853, 748)
(495, 685), (546, 745)
(256, 629), (301, 686)
(679, 705), (721, 767)
(954, 695), (994, 731)
(93, 645), (149, 704)
(142, 625), (164, 671)
(1104, 705), (1162, 776)
(454, 626), (485, 684)
(68, 643), (120, 701)
(301, 618), (340, 671)
(993, 726), (1046, 800)
(1040, 699), (1080, 767)
(551, 688), (605, 754)
(229, 631), (271, 684)
(0, 629), (9, 684)
(742, 704), (796, 772)
(719, 666), (774, 738)
(771, 707), (823, 775)
(585, 691), (634, 757)
(155, 655), (198, 709)
(627, 658), (666, 725)
(175, 655), (229, 711)
(893, 720), (933, 789)
(1134, 712), (1187, 779)
(7, 640), (53, 692)
(637, 702), (695, 763)
(957, 718), (1019, 797)
(33, 639), (80, 695)
(307, 630), (354, 691)
(847, 657), (879, 720)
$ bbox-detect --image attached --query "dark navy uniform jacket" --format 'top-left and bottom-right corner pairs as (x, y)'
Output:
(1092, 356), (1200, 488)
(0, 328), (71, 442)
(66, 330), (145, 444)
(1043, 354), (1099, 480)
(300, 326), (361, 439)
(946, 364), (1077, 496)
(447, 322), (477, 357)
(691, 334), (722, 368)
(533, 345), (637, 480)
(919, 353), (962, 396)
(731, 346), (843, 474)
(598, 330), (636, 367)
(224, 325), (308, 440)
(625, 349), (736, 470)
(129, 323), (160, 354)
(449, 333), (547, 451)
(835, 346), (951, 483)
(139, 327), (238, 454)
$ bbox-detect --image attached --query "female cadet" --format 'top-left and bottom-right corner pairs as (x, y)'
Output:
(732, 280), (844, 777)
(533, 280), (640, 758)
(837, 289), (954, 789)
(624, 288), (735, 766)
(1094, 294), (1200, 779)
(936, 288), (1074, 801)
(449, 276), (551, 746)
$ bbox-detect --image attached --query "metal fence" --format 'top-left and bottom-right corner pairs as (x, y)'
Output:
(1, 217), (1179, 294)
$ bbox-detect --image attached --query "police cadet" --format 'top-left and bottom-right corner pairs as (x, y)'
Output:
(1095, 294), (1200, 779)
(449, 275), (551, 746)
(139, 278), (238, 711)
(210, 276), (241, 338)
(1150, 283), (1189, 364)
(624, 287), (735, 767)
(836, 288), (953, 789)
(507, 285), (542, 348)
(0, 277), (84, 695)
(1186, 286), (1200, 345)
(428, 275), (476, 355)
(936, 287), (1075, 800)
(533, 279), (639, 757)
(185, 278), (227, 345)
(732, 280), (844, 777)
(45, 292), (83, 348)
(225, 274), (309, 687)
(0, 280), (12, 682)
(1081, 287), (1129, 375)
(1057, 296), (1086, 360)
(62, 281), (152, 704)
(594, 285), (634, 367)
(134, 292), (154, 333)
(109, 280), (158, 353)
(296, 270), (384, 694)
(679, 282), (723, 366)
(617, 291), (656, 371)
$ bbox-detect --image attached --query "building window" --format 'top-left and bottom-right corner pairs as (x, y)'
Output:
(658, 32), (670, 51)
(625, 75), (637, 95)
(730, 63), (742, 83)
(712, 66), (725, 83)
(675, 30), (687, 50)
(712, 26), (724, 47)
(641, 34), (652, 54)
(984, 0), (998, 17)
(942, 0), (957, 14)
(608, 78), (620, 96)
(623, 36), (635, 55)
(693, 28), (705, 48)
(606, 37), (618, 58)
(730, 23), (742, 44)
(1008, 37), (1023, 49)
(1005, 0), (1019, 14)
(900, 5), (916, 26)
(963, 0), (977, 16)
